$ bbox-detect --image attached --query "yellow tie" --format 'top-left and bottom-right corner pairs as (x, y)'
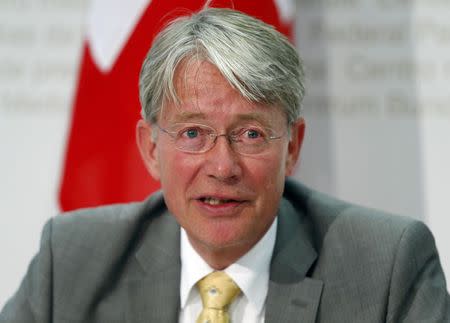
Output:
(196, 271), (241, 323)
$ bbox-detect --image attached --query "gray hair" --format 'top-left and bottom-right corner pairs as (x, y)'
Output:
(139, 7), (305, 125)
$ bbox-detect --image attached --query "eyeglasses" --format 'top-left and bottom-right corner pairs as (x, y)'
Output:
(156, 122), (285, 155)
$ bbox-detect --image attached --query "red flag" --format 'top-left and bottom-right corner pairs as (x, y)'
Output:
(59, 0), (294, 211)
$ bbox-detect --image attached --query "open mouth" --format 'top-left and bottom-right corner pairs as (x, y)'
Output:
(200, 197), (240, 205)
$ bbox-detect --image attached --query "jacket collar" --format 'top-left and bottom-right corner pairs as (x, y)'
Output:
(265, 196), (323, 323)
(127, 193), (181, 323)
(126, 187), (323, 323)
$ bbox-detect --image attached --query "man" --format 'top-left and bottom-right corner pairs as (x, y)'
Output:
(1, 7), (449, 323)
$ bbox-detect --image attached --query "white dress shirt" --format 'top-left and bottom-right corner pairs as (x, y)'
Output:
(178, 218), (277, 323)
(179, 218), (277, 323)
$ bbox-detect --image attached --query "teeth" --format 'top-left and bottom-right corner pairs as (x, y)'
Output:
(203, 198), (231, 205)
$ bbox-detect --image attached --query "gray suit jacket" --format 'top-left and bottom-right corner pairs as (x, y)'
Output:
(1, 179), (449, 322)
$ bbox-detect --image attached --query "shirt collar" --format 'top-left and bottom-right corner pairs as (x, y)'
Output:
(180, 217), (277, 313)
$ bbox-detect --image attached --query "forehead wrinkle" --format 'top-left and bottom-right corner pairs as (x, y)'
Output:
(170, 59), (215, 117)
(168, 111), (277, 129)
(167, 60), (285, 127)
(234, 112), (273, 126)
(160, 68), (204, 122)
(169, 111), (208, 123)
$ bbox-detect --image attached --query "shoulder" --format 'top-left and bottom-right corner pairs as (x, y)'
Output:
(283, 179), (449, 321)
(41, 191), (168, 262)
(283, 178), (440, 282)
(51, 190), (165, 231)
(283, 177), (424, 245)
(282, 178), (436, 278)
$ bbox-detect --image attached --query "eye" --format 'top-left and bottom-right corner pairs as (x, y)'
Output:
(182, 128), (199, 139)
(177, 126), (208, 140)
(232, 127), (267, 143)
(245, 129), (262, 139)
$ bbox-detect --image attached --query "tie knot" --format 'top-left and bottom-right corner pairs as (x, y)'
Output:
(197, 271), (241, 310)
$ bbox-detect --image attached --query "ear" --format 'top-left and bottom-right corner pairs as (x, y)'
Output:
(285, 118), (305, 176)
(136, 119), (161, 181)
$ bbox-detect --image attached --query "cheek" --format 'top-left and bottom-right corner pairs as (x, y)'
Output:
(244, 155), (286, 191)
(159, 154), (192, 217)
(158, 149), (200, 194)
(264, 149), (289, 196)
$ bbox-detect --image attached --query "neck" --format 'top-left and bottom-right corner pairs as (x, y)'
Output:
(188, 238), (257, 270)
(203, 254), (239, 271)
(184, 218), (277, 270)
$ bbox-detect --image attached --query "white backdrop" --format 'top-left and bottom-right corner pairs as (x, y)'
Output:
(0, 0), (88, 307)
(295, 0), (450, 293)
(1, 0), (449, 308)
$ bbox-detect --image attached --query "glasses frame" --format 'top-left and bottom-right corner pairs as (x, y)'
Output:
(155, 122), (286, 155)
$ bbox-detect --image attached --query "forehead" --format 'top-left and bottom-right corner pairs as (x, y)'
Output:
(160, 60), (286, 125)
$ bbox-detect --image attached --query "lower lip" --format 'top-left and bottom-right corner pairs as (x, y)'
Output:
(194, 199), (247, 216)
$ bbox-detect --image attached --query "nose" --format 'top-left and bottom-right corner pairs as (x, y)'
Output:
(204, 135), (242, 182)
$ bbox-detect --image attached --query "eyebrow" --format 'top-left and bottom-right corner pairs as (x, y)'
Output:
(171, 111), (272, 126)
(235, 113), (272, 126)
(171, 112), (207, 122)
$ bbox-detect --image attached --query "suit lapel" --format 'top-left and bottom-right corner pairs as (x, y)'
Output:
(266, 278), (323, 323)
(125, 186), (323, 322)
(126, 206), (181, 323)
(266, 198), (323, 323)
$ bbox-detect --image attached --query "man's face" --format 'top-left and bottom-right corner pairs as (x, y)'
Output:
(137, 60), (304, 265)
